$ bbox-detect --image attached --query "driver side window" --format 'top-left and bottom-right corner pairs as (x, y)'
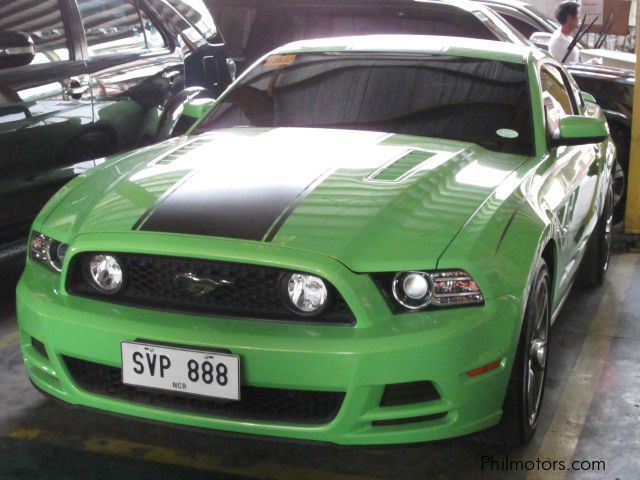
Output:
(0, 0), (70, 66)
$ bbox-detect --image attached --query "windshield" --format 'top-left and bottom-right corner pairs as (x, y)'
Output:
(196, 52), (534, 155)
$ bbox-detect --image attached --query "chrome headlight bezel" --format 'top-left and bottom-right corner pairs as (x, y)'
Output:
(29, 231), (69, 272)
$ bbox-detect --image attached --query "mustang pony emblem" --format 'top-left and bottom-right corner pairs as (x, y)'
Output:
(173, 273), (233, 297)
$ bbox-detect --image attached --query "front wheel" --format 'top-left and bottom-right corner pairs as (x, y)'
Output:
(499, 257), (550, 448)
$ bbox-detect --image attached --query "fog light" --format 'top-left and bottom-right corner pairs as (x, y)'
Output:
(283, 273), (328, 315)
(87, 254), (123, 294)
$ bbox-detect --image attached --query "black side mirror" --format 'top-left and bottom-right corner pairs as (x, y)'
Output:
(0, 31), (35, 69)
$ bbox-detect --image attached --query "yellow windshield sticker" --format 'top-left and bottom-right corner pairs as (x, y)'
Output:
(265, 54), (296, 68)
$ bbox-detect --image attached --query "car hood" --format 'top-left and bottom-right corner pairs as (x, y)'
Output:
(43, 128), (527, 272)
(567, 62), (635, 85)
(580, 49), (636, 72)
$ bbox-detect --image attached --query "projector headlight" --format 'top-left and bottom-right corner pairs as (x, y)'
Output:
(379, 269), (484, 312)
(86, 254), (124, 294)
(281, 272), (329, 315)
(392, 271), (433, 310)
(29, 231), (69, 272)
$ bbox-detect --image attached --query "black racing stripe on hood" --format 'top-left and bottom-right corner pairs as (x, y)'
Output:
(135, 166), (332, 241)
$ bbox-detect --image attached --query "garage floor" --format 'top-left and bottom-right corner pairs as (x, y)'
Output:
(1, 249), (639, 480)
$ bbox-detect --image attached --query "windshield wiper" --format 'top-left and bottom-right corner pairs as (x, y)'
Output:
(594, 11), (619, 49)
(563, 14), (599, 63)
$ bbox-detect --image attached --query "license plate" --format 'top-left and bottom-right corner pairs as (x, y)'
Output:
(121, 342), (240, 400)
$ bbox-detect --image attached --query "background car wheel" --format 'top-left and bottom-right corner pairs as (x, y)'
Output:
(499, 257), (550, 448)
(579, 182), (614, 288)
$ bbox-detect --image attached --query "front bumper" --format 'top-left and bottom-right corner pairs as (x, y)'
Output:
(17, 238), (524, 445)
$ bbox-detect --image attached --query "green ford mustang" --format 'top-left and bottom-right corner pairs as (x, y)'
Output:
(17, 35), (614, 446)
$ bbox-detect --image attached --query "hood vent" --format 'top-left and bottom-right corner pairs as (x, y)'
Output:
(154, 137), (214, 166)
(366, 149), (435, 184)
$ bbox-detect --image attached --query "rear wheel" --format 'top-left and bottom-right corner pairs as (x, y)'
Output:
(579, 182), (614, 288)
(610, 124), (629, 224)
(499, 257), (550, 448)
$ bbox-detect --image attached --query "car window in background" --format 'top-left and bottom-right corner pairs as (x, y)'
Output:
(78, 0), (165, 56)
(146, 0), (203, 47)
(164, 0), (218, 42)
(498, 12), (539, 38)
(140, 6), (166, 48)
(0, 0), (70, 64)
(198, 53), (534, 156)
(474, 9), (531, 45)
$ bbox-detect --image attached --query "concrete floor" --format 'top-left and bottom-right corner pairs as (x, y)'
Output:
(1, 250), (639, 480)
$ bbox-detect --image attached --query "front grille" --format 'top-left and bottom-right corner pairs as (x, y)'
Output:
(66, 253), (355, 324)
(64, 357), (345, 425)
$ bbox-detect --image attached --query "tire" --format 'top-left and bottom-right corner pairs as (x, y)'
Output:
(609, 124), (629, 224)
(499, 257), (550, 448)
(579, 182), (614, 288)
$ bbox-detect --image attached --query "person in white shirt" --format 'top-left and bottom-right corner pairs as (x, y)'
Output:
(549, 1), (580, 64)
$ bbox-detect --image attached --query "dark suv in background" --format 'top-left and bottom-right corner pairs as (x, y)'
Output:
(0, 0), (233, 274)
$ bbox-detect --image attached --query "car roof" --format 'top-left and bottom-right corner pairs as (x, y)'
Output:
(476, 0), (531, 8)
(271, 34), (538, 64)
(476, 0), (555, 24)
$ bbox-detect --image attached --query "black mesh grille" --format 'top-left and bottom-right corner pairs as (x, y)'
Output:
(66, 253), (355, 324)
(64, 356), (345, 425)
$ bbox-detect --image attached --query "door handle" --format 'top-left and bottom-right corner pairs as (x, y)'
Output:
(64, 79), (90, 100)
(162, 70), (180, 79)
(162, 70), (180, 84)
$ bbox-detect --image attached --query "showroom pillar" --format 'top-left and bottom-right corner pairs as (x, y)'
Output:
(625, 5), (640, 232)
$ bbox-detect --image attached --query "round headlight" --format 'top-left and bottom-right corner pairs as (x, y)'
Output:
(392, 272), (432, 310)
(283, 273), (328, 315)
(87, 254), (123, 294)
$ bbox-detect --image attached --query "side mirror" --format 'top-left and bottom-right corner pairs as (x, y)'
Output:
(182, 97), (216, 121)
(580, 91), (597, 104)
(0, 31), (35, 69)
(529, 32), (552, 51)
(551, 116), (608, 147)
(170, 97), (216, 137)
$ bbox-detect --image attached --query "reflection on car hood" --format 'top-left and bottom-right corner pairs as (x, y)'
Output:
(43, 127), (528, 271)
